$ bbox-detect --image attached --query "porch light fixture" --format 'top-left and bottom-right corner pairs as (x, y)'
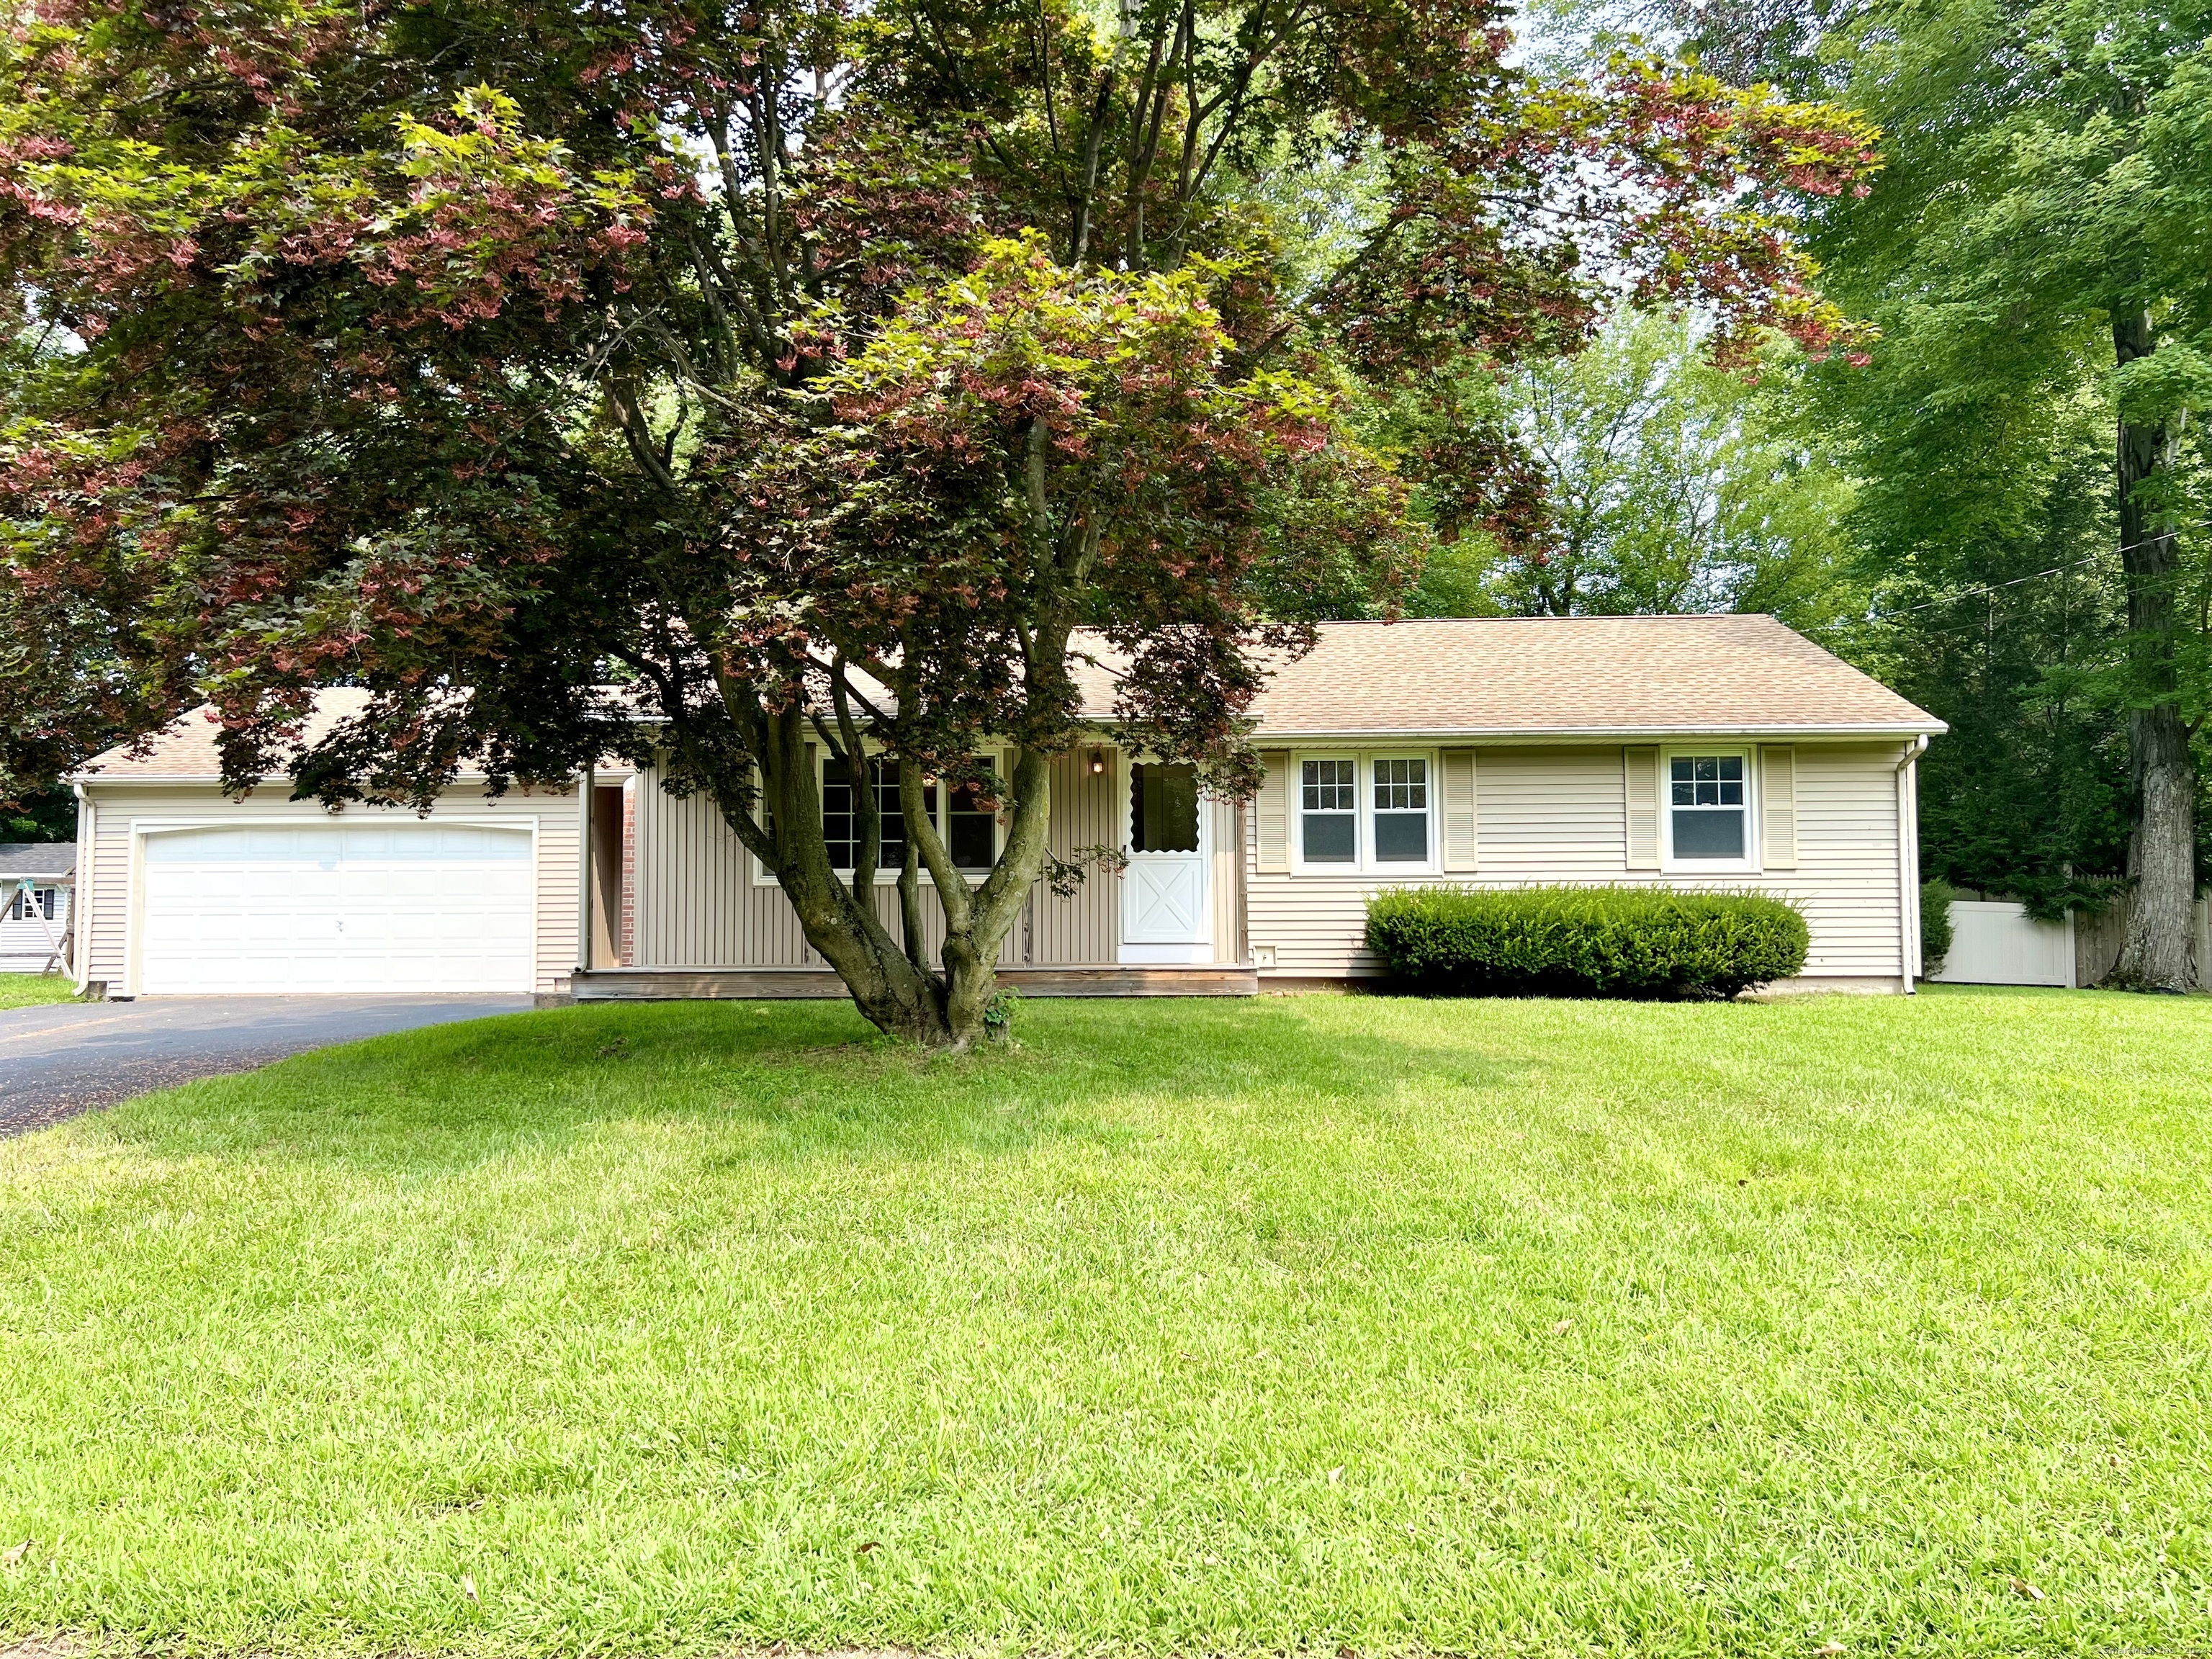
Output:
(1089, 748), (1105, 775)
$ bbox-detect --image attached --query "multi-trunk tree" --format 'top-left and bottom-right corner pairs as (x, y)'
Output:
(1, 0), (1874, 1042)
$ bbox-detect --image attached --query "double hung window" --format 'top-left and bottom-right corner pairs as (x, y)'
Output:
(1372, 758), (1429, 862)
(1668, 755), (1747, 860)
(1301, 759), (1358, 864)
(820, 755), (997, 876)
(823, 757), (919, 873)
(945, 760), (998, 871)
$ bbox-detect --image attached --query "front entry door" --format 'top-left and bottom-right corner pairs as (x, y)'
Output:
(1121, 762), (1212, 963)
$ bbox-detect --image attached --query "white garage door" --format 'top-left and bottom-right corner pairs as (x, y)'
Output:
(140, 823), (535, 994)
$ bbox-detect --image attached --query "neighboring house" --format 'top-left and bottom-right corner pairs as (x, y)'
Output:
(0, 842), (76, 975)
(71, 616), (1946, 999)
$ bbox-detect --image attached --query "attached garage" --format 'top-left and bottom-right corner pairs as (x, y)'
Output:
(138, 823), (536, 995)
(70, 693), (590, 999)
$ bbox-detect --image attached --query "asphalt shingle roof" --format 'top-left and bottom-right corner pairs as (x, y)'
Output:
(80, 616), (1940, 781)
(1217, 615), (1942, 737)
(0, 843), (76, 880)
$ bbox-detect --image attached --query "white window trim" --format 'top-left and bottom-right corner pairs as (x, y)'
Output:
(1288, 750), (1442, 876)
(752, 744), (1004, 886)
(1292, 753), (1361, 873)
(1659, 745), (1761, 875)
(1368, 752), (1439, 873)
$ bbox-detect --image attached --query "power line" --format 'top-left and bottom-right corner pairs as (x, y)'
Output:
(1813, 518), (2212, 633)
(1863, 556), (2102, 621)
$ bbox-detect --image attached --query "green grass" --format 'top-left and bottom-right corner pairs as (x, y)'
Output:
(0, 973), (76, 1010)
(3, 988), (2210, 1658)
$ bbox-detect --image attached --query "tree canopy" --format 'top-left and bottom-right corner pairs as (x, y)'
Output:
(1, 0), (1875, 1038)
(1686, 0), (2212, 978)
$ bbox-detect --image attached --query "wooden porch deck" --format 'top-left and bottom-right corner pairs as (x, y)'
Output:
(572, 964), (1259, 999)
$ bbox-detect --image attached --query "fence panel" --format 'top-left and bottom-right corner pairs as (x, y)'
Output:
(1931, 901), (2073, 986)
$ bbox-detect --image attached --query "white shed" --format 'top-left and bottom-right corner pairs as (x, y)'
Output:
(0, 842), (76, 975)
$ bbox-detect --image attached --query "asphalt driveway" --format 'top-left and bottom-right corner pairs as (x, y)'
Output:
(0, 994), (531, 1137)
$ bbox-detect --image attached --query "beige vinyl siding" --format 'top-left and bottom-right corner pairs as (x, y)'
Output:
(1247, 742), (1907, 980)
(630, 776), (803, 968)
(1786, 743), (1905, 976)
(1024, 753), (1120, 965)
(531, 798), (582, 993)
(86, 803), (131, 986)
(629, 751), (1123, 968)
(76, 782), (581, 994)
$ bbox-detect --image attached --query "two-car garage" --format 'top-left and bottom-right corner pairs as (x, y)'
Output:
(136, 824), (539, 995)
(71, 691), (589, 999)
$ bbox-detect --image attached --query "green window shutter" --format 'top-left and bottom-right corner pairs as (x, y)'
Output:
(1441, 747), (1478, 872)
(1761, 746), (1798, 871)
(1256, 750), (1290, 873)
(1624, 745), (1660, 870)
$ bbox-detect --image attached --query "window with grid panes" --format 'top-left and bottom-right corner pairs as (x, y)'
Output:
(946, 759), (997, 870)
(1669, 755), (1746, 858)
(823, 757), (928, 873)
(1301, 758), (1357, 863)
(1372, 757), (1429, 862)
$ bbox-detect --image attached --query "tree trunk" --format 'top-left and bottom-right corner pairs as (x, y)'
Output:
(2111, 309), (2197, 992)
(696, 710), (1053, 1048)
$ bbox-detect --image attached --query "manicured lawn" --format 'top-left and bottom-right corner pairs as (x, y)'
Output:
(0, 974), (76, 1010)
(2, 988), (2209, 1658)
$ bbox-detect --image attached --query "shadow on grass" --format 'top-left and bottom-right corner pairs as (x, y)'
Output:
(81, 995), (1529, 1173)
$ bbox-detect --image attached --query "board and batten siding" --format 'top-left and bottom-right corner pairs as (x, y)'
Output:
(629, 752), (1126, 968)
(1246, 742), (1908, 982)
(78, 782), (582, 994)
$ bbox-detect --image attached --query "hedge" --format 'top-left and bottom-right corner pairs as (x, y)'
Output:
(1364, 885), (1810, 1000)
(1920, 878), (1957, 979)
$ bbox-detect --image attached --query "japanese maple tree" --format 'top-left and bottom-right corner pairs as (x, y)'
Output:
(0, 0), (1874, 1043)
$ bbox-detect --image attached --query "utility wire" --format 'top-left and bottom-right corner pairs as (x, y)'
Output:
(1809, 518), (2211, 633)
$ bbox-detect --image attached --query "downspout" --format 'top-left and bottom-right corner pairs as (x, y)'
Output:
(71, 783), (92, 995)
(1894, 735), (1929, 992)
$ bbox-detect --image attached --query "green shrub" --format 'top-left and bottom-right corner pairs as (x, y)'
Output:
(1920, 878), (1957, 978)
(1364, 885), (1810, 1000)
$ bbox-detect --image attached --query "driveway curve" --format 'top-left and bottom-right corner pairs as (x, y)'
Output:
(0, 994), (531, 1138)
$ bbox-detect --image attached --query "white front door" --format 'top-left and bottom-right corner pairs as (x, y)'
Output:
(1120, 762), (1213, 964)
(138, 822), (535, 994)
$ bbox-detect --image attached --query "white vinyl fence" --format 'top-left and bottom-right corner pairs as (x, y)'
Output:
(1932, 896), (2211, 987)
(1931, 901), (2073, 986)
